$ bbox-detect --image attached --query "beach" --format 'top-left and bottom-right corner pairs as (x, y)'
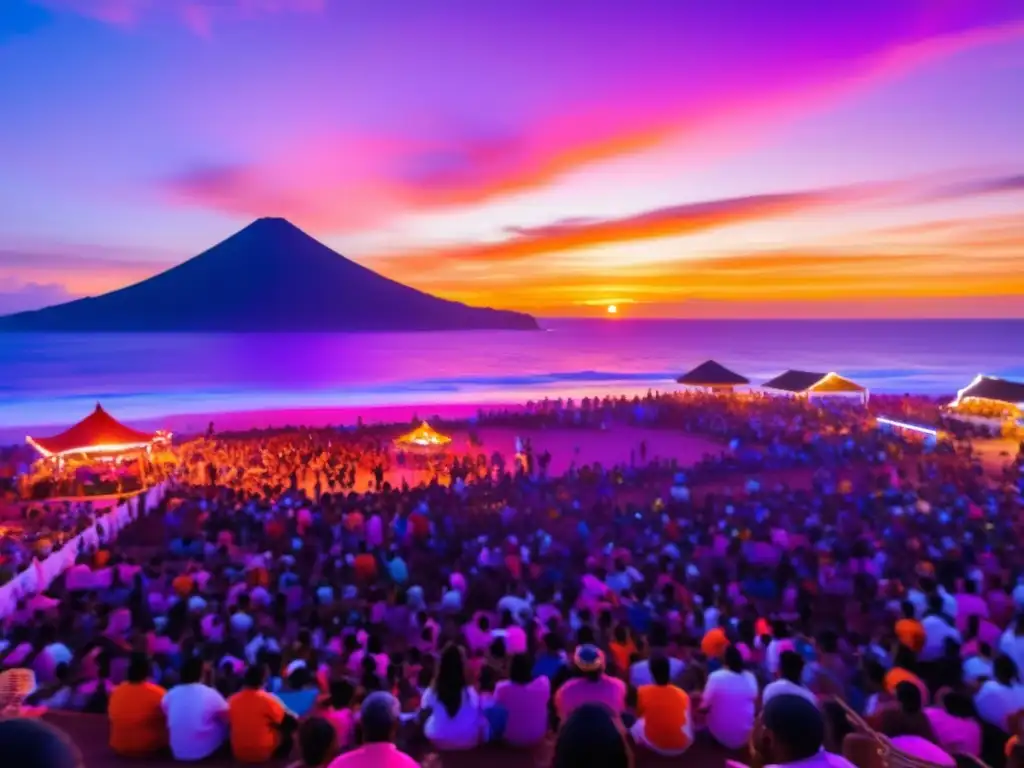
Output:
(3, 319), (1024, 437)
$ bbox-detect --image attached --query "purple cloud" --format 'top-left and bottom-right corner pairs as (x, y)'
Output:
(0, 280), (77, 314)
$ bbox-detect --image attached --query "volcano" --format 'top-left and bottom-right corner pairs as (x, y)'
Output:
(0, 218), (539, 332)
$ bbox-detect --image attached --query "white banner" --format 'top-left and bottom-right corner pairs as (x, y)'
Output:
(0, 481), (168, 618)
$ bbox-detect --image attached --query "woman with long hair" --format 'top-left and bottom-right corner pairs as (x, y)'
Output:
(420, 644), (485, 750)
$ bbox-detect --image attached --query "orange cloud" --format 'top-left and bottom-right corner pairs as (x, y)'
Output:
(373, 183), (894, 276)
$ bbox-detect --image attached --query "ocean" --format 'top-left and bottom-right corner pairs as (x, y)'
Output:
(1, 319), (1021, 434)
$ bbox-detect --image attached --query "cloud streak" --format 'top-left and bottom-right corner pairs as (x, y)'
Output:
(148, 16), (1024, 230)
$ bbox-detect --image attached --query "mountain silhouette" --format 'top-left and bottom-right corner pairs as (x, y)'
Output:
(0, 218), (539, 332)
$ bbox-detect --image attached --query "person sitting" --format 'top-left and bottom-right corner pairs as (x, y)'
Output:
(552, 703), (633, 768)
(228, 664), (298, 763)
(328, 692), (419, 768)
(631, 655), (692, 756)
(878, 682), (955, 767)
(420, 644), (486, 750)
(764, 651), (818, 707)
(494, 652), (550, 748)
(288, 717), (337, 768)
(161, 655), (229, 762)
(926, 689), (981, 757)
(277, 663), (320, 717)
(753, 694), (856, 768)
(555, 645), (626, 724)
(700, 644), (758, 750)
(107, 652), (168, 757)
(975, 654), (1024, 732)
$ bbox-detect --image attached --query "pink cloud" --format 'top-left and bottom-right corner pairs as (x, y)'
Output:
(154, 18), (1024, 232)
(35, 0), (324, 33)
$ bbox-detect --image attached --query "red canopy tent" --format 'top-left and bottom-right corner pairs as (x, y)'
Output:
(27, 403), (157, 458)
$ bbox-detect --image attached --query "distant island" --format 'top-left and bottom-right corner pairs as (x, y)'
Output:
(0, 217), (539, 332)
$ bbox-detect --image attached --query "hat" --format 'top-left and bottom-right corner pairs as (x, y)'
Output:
(573, 644), (606, 673)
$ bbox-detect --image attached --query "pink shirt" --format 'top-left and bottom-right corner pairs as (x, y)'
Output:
(926, 708), (981, 757)
(327, 743), (420, 768)
(495, 677), (550, 747)
(555, 675), (626, 721)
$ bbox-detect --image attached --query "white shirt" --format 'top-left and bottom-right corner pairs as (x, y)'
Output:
(920, 615), (961, 661)
(974, 680), (1024, 730)
(1000, 630), (1024, 678)
(229, 611), (255, 633)
(963, 655), (994, 684)
(497, 595), (532, 622)
(162, 682), (229, 760)
(630, 657), (685, 687)
(762, 679), (818, 707)
(701, 669), (758, 749)
(421, 687), (482, 750)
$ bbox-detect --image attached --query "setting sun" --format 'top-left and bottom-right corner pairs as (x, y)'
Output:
(607, 304), (618, 315)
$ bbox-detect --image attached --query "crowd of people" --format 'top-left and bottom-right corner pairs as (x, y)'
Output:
(0, 390), (1021, 768)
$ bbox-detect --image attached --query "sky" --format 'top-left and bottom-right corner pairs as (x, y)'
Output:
(0, 0), (1023, 319)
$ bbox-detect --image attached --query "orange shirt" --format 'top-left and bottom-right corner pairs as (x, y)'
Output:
(636, 684), (692, 751)
(895, 619), (926, 654)
(172, 574), (194, 598)
(700, 628), (730, 659)
(228, 688), (287, 763)
(884, 667), (929, 703)
(108, 681), (168, 756)
(609, 640), (637, 674)
(354, 553), (377, 581)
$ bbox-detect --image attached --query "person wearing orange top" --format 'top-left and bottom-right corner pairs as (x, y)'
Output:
(609, 625), (637, 676)
(701, 627), (730, 660)
(354, 543), (377, 582)
(228, 665), (297, 763)
(94, 548), (111, 568)
(884, 647), (929, 706)
(108, 653), (168, 757)
(631, 656), (693, 756)
(172, 573), (194, 598)
(895, 601), (926, 654)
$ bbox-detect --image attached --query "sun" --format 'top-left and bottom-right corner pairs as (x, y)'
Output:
(606, 304), (618, 315)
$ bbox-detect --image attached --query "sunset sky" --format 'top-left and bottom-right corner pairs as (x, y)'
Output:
(1, 0), (1022, 318)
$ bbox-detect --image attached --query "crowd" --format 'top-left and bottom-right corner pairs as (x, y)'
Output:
(0, 391), (1021, 768)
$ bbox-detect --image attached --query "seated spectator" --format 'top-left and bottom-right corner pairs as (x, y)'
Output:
(632, 655), (692, 756)
(494, 653), (550, 747)
(328, 692), (419, 768)
(753, 694), (856, 768)
(0, 718), (83, 768)
(323, 679), (356, 751)
(107, 652), (168, 757)
(926, 690), (981, 757)
(700, 644), (758, 750)
(532, 633), (566, 680)
(277, 663), (320, 717)
(161, 656), (229, 761)
(879, 682), (955, 767)
(764, 651), (818, 707)
(975, 655), (1024, 732)
(553, 703), (633, 768)
(555, 645), (627, 724)
(288, 717), (337, 768)
(896, 601), (926, 654)
(420, 644), (485, 750)
(229, 664), (297, 763)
